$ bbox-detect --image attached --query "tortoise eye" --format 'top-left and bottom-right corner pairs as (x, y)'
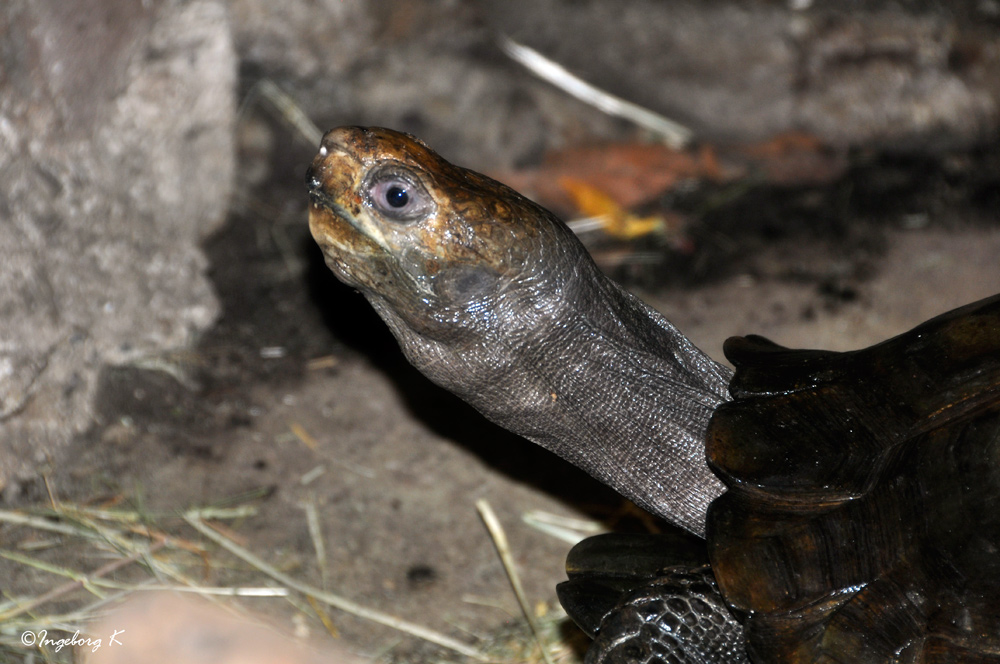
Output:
(367, 170), (434, 222)
(383, 184), (409, 208)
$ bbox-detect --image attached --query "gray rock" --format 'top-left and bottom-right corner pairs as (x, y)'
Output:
(230, 0), (999, 174)
(0, 0), (236, 493)
(227, 0), (628, 171)
(484, 0), (999, 148)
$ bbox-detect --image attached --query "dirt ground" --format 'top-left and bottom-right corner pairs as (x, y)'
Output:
(4, 3), (1000, 663)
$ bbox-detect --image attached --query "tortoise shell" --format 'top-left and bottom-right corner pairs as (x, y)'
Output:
(707, 292), (1000, 662)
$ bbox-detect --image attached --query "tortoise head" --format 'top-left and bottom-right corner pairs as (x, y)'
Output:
(306, 126), (732, 538)
(306, 126), (578, 343)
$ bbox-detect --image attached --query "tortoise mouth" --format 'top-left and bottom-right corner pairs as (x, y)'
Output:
(306, 179), (350, 226)
(305, 136), (388, 257)
(307, 196), (383, 264)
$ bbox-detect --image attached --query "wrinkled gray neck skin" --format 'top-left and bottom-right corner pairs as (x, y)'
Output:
(364, 222), (733, 537)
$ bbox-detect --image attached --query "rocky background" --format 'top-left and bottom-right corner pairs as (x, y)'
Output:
(1, 1), (999, 662)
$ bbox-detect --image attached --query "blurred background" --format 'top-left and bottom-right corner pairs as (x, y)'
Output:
(1, 1), (999, 661)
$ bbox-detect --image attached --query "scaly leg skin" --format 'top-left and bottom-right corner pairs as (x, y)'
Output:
(559, 532), (747, 664)
(584, 569), (747, 664)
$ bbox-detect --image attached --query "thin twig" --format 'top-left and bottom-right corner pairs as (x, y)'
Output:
(249, 79), (324, 146)
(183, 510), (489, 661)
(499, 35), (693, 149)
(476, 500), (555, 664)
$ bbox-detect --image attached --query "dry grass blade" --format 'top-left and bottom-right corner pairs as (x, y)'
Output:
(183, 510), (490, 661)
(0, 508), (98, 537)
(499, 35), (693, 149)
(476, 499), (555, 664)
(1, 499), (321, 662)
(0, 541), (166, 622)
(299, 499), (328, 589)
(521, 510), (606, 545)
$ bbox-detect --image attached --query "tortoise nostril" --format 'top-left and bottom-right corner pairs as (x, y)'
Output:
(304, 165), (322, 190)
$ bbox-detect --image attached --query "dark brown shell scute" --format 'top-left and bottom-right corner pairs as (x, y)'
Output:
(706, 293), (1000, 662)
(711, 294), (1000, 496)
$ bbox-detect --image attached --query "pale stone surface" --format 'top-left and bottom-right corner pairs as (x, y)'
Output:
(0, 0), (236, 492)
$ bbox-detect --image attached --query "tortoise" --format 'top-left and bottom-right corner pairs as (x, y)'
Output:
(305, 126), (1000, 663)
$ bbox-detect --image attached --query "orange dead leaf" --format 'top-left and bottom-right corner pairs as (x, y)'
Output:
(493, 141), (732, 218)
(559, 176), (666, 240)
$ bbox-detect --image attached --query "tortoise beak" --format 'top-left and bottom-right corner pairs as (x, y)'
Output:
(304, 166), (345, 222)
(306, 132), (354, 215)
(306, 132), (395, 258)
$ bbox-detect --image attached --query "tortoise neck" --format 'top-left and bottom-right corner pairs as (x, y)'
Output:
(379, 254), (732, 535)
